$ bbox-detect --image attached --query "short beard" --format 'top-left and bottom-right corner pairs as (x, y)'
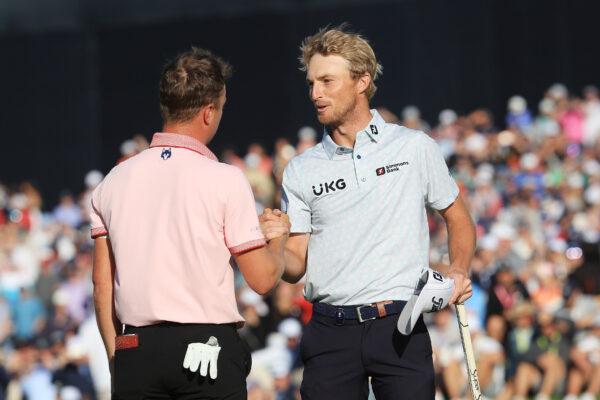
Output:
(320, 96), (358, 129)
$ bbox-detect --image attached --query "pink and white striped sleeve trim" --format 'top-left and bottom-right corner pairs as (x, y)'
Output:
(229, 239), (267, 255)
(91, 227), (109, 239)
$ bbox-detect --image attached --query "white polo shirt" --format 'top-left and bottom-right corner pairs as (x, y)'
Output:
(281, 110), (459, 305)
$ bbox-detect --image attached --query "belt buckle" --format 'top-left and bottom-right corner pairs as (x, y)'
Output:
(334, 308), (345, 326)
(356, 304), (377, 323)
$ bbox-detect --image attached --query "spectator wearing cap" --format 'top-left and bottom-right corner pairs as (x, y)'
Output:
(238, 288), (270, 351)
(506, 95), (533, 134)
(277, 318), (302, 369)
(505, 302), (536, 379)
(53, 192), (82, 229)
(91, 47), (288, 399)
(296, 126), (317, 154)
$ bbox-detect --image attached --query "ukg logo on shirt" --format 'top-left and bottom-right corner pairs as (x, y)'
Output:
(312, 179), (347, 196)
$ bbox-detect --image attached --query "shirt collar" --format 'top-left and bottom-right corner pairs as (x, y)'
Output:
(150, 132), (218, 162)
(321, 109), (386, 160)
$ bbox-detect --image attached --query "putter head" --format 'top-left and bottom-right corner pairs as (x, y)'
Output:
(397, 268), (454, 335)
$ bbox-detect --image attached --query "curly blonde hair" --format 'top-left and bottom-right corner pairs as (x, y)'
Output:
(299, 25), (383, 100)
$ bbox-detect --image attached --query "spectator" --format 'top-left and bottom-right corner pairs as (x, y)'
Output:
(1, 81), (600, 399)
(52, 192), (82, 229)
(12, 287), (45, 341)
(513, 313), (570, 400)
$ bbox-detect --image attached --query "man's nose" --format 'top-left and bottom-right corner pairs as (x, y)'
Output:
(310, 83), (322, 101)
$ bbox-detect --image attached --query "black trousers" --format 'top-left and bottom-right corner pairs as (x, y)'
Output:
(113, 323), (251, 400)
(300, 311), (435, 400)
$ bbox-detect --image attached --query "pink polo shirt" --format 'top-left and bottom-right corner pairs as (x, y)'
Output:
(90, 133), (266, 326)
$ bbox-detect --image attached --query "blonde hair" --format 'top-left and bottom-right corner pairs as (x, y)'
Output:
(299, 25), (383, 100)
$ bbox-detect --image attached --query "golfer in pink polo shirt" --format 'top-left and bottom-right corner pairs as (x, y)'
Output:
(91, 47), (290, 399)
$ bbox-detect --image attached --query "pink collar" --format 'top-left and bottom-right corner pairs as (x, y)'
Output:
(150, 133), (218, 162)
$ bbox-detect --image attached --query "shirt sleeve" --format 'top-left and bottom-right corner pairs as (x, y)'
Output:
(89, 181), (109, 239)
(418, 134), (459, 210)
(224, 168), (266, 255)
(281, 161), (311, 233)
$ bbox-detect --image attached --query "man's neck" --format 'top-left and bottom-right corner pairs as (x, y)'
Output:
(162, 122), (208, 145)
(329, 105), (373, 148)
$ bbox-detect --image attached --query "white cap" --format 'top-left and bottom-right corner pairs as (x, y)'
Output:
(52, 288), (69, 306)
(280, 144), (296, 160)
(298, 126), (317, 141)
(548, 83), (568, 100)
(539, 98), (556, 114)
(474, 163), (494, 186)
(266, 332), (287, 349)
(438, 109), (457, 126)
(583, 159), (600, 177)
(239, 288), (269, 316)
(584, 184), (600, 205)
(508, 95), (527, 113)
(244, 153), (261, 169)
(402, 105), (420, 120)
(84, 170), (104, 189)
(548, 238), (567, 253)
(278, 318), (302, 339)
(56, 236), (76, 262)
(59, 386), (82, 400)
(479, 235), (499, 251)
(491, 223), (516, 240)
(120, 140), (137, 156)
(397, 268), (454, 335)
(520, 153), (539, 171)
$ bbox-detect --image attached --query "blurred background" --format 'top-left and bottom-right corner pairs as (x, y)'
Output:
(1, 0), (600, 399)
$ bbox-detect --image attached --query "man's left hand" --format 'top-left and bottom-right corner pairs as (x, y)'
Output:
(447, 269), (472, 304)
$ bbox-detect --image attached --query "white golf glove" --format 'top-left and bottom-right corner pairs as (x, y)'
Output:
(183, 336), (221, 379)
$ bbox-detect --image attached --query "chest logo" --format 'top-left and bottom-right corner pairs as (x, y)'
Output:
(375, 161), (409, 176)
(312, 178), (347, 196)
(161, 148), (172, 160)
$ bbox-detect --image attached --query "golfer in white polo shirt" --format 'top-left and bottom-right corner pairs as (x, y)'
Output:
(261, 26), (476, 400)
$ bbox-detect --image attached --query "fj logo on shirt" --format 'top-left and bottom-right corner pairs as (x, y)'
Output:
(370, 125), (378, 135)
(312, 179), (347, 196)
(375, 161), (409, 176)
(161, 148), (172, 160)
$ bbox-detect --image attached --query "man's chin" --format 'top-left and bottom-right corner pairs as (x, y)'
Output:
(317, 114), (335, 126)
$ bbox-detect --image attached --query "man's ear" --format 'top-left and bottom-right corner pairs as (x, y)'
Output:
(356, 73), (371, 95)
(202, 105), (214, 126)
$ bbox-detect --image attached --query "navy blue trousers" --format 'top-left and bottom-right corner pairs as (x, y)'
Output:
(300, 311), (435, 400)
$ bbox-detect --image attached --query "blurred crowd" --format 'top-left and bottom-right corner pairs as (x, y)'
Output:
(1, 82), (600, 400)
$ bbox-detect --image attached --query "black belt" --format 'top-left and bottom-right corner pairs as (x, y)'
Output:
(313, 300), (406, 325)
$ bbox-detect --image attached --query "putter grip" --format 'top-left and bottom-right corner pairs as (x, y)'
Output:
(455, 304), (483, 400)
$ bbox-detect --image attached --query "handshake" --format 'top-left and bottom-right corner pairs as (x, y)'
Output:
(259, 208), (291, 242)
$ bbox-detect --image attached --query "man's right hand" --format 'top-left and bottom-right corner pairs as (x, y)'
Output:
(259, 208), (290, 242)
